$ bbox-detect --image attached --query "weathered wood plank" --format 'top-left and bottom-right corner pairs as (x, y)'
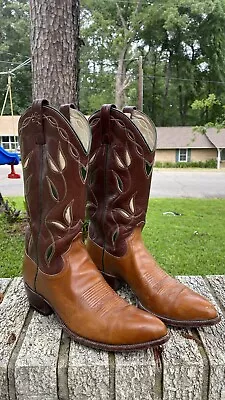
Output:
(1, 276), (225, 400)
(115, 349), (157, 400)
(15, 312), (62, 400)
(178, 275), (225, 400)
(206, 275), (225, 309)
(117, 283), (205, 400)
(0, 278), (11, 294)
(0, 278), (29, 400)
(115, 285), (160, 400)
(162, 329), (204, 400)
(68, 343), (109, 400)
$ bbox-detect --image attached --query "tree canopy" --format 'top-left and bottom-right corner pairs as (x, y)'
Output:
(0, 0), (31, 115)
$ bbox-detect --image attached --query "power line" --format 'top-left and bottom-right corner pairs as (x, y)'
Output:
(0, 51), (30, 58)
(0, 58), (31, 76)
(0, 60), (26, 65)
(145, 75), (225, 85)
(81, 71), (225, 85)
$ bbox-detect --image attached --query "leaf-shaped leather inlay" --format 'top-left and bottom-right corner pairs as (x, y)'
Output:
(46, 177), (59, 201)
(145, 161), (153, 177)
(64, 201), (73, 226)
(58, 144), (66, 170)
(115, 174), (123, 192)
(25, 174), (32, 196)
(45, 244), (54, 263)
(23, 151), (33, 169)
(114, 152), (125, 169)
(125, 149), (131, 167)
(112, 229), (119, 244)
(80, 165), (87, 183)
(51, 221), (67, 230)
(116, 209), (130, 219)
(47, 153), (60, 173)
(129, 196), (135, 213)
(89, 152), (96, 164)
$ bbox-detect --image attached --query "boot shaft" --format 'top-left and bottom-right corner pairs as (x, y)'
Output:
(19, 100), (91, 274)
(87, 105), (157, 257)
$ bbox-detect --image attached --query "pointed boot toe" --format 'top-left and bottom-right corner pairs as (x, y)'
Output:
(171, 290), (220, 327)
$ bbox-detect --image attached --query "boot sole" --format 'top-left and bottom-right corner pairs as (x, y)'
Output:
(138, 301), (221, 328)
(25, 283), (170, 352)
(102, 271), (221, 328)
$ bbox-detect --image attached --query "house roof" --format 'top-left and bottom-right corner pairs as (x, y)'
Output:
(156, 127), (225, 149)
(0, 116), (20, 136)
(1, 116), (225, 150)
(204, 128), (225, 149)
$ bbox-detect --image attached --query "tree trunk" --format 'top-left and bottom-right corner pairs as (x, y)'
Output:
(30, 0), (80, 108)
(161, 51), (172, 126)
(176, 61), (185, 125)
(115, 46), (130, 109)
(151, 52), (157, 122)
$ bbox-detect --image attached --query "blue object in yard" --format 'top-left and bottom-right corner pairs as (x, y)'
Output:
(0, 146), (20, 165)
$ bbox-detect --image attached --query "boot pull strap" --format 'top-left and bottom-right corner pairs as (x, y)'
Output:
(123, 106), (137, 118)
(31, 99), (49, 145)
(100, 104), (116, 143)
(59, 103), (76, 122)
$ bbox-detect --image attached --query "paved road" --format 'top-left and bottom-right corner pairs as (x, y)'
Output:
(151, 168), (225, 198)
(0, 164), (225, 198)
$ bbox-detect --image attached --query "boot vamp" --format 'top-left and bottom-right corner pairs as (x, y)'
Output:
(136, 267), (218, 322)
(131, 243), (218, 322)
(103, 230), (218, 323)
(36, 238), (167, 345)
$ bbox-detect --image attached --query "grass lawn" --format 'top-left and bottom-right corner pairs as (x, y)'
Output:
(143, 198), (225, 276)
(0, 197), (224, 278)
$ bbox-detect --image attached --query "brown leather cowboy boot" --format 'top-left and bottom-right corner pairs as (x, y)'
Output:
(86, 104), (220, 328)
(19, 99), (169, 351)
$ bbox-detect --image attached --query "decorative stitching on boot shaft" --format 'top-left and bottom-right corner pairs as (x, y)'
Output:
(19, 106), (90, 274)
(87, 107), (156, 257)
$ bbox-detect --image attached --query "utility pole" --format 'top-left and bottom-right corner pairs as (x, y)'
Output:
(138, 56), (143, 111)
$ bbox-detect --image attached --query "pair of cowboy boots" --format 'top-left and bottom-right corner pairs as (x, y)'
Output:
(19, 100), (219, 352)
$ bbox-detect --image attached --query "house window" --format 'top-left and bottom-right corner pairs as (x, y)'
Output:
(176, 149), (191, 163)
(0, 136), (19, 152)
(221, 149), (225, 161)
(179, 149), (188, 162)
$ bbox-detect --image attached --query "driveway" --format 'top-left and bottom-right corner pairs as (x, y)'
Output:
(0, 164), (225, 198)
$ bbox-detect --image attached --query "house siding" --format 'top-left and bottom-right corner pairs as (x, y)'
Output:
(155, 149), (176, 163)
(155, 148), (217, 163)
(190, 149), (217, 162)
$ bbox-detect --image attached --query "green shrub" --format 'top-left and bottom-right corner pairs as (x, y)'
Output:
(154, 159), (217, 168)
(0, 195), (22, 224)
